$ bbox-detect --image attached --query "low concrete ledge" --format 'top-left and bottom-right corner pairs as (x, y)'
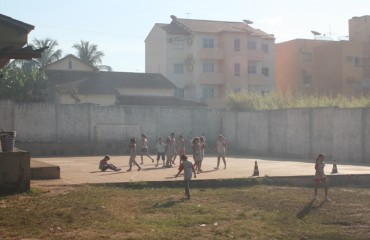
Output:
(31, 160), (60, 180)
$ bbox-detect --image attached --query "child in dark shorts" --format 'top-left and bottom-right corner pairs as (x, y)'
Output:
(99, 155), (121, 172)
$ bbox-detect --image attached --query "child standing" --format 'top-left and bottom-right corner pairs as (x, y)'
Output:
(169, 132), (178, 164)
(313, 153), (330, 201)
(127, 138), (141, 172)
(199, 136), (206, 173)
(165, 137), (172, 168)
(155, 137), (165, 167)
(140, 133), (154, 164)
(173, 134), (185, 165)
(99, 155), (121, 172)
(192, 137), (202, 174)
(175, 155), (196, 199)
(215, 134), (227, 170)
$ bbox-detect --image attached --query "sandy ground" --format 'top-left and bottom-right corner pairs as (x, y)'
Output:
(31, 155), (370, 186)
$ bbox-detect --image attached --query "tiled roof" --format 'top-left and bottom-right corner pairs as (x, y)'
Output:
(47, 70), (177, 95)
(116, 95), (207, 107)
(46, 54), (96, 71)
(0, 13), (34, 33)
(0, 45), (45, 59)
(158, 23), (190, 35)
(165, 16), (273, 38)
(54, 78), (88, 95)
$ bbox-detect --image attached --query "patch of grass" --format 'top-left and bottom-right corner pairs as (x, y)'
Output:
(1, 185), (370, 239)
(26, 187), (46, 196)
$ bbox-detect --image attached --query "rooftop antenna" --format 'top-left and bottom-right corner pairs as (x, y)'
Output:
(311, 30), (321, 40)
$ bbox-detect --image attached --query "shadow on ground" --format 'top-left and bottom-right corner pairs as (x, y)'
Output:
(296, 200), (327, 219)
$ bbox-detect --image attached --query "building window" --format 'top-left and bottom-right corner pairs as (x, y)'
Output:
(174, 63), (184, 74)
(248, 65), (257, 74)
(234, 39), (240, 51)
(302, 52), (313, 61)
(302, 75), (312, 87)
(248, 40), (256, 50)
(68, 60), (72, 69)
(261, 67), (269, 77)
(352, 81), (362, 92)
(354, 57), (362, 67)
(174, 38), (184, 49)
(346, 56), (353, 62)
(261, 44), (269, 54)
(202, 38), (214, 48)
(175, 88), (185, 98)
(202, 86), (214, 98)
(234, 63), (240, 76)
(202, 63), (214, 73)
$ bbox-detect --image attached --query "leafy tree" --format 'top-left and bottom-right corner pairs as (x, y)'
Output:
(72, 40), (112, 71)
(0, 64), (48, 102)
(1, 38), (62, 102)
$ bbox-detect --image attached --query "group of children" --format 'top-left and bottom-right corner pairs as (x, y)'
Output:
(99, 133), (227, 172)
(98, 133), (330, 201)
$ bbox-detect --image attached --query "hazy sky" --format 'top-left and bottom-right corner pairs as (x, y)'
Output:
(1, 0), (370, 72)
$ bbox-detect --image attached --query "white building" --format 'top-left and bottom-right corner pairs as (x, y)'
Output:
(145, 15), (275, 108)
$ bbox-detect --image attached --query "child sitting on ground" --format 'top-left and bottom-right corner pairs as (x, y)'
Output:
(99, 155), (121, 172)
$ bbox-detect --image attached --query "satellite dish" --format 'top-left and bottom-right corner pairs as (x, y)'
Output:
(311, 31), (321, 36)
(243, 19), (253, 24)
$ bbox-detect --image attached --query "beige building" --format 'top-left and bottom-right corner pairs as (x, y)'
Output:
(46, 55), (206, 107)
(145, 15), (275, 108)
(46, 54), (95, 72)
(276, 16), (370, 96)
(349, 15), (370, 42)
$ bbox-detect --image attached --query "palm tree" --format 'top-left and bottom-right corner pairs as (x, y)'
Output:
(72, 40), (112, 71)
(32, 38), (62, 69)
(7, 38), (62, 70)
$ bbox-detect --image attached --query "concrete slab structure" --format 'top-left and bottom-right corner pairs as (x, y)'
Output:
(0, 150), (30, 193)
(31, 160), (60, 180)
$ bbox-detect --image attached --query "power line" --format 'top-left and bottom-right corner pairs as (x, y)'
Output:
(35, 24), (145, 39)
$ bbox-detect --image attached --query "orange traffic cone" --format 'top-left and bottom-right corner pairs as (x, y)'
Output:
(331, 161), (338, 174)
(252, 161), (259, 176)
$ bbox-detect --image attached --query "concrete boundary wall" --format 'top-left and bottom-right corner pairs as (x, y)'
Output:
(0, 101), (369, 163)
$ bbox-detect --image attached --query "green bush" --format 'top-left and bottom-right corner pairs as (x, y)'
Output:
(226, 92), (370, 111)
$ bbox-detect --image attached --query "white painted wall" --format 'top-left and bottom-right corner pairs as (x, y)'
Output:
(1, 100), (369, 163)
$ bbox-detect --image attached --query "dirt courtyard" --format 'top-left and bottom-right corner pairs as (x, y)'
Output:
(31, 155), (370, 186)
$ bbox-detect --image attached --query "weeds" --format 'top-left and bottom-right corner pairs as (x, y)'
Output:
(226, 92), (370, 111)
(0, 185), (370, 239)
